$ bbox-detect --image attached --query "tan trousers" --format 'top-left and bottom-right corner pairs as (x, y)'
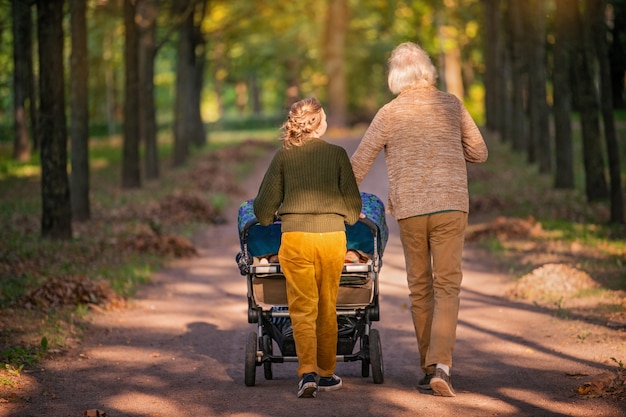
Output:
(398, 211), (467, 375)
(279, 231), (346, 378)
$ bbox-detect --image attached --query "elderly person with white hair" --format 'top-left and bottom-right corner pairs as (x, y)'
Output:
(350, 41), (488, 397)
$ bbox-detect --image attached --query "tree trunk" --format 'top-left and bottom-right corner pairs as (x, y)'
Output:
(104, 31), (117, 138)
(588, 0), (624, 223)
(137, 0), (159, 180)
(439, 25), (465, 101)
(190, 13), (207, 149)
(123, 0), (141, 188)
(495, 0), (512, 143)
(532, 0), (552, 174)
(250, 72), (262, 115)
(37, 0), (72, 240)
(500, 42), (513, 144)
(553, 0), (576, 189)
(483, 0), (500, 134)
(171, 0), (207, 160)
(284, 58), (300, 110)
(29, 42), (39, 153)
(507, 0), (526, 152)
(12, 0), (33, 162)
(521, 0), (536, 163)
(173, 3), (194, 167)
(323, 0), (349, 128)
(212, 39), (226, 120)
(70, 0), (90, 221)
(524, 0), (551, 172)
(609, 3), (626, 109)
(572, 1), (609, 202)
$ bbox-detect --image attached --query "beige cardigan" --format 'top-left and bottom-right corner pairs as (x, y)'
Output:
(350, 84), (488, 220)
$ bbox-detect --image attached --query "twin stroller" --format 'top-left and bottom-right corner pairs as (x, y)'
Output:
(236, 192), (388, 387)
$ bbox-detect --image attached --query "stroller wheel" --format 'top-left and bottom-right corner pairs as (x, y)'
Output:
(244, 331), (258, 387)
(369, 328), (384, 384)
(262, 334), (273, 380)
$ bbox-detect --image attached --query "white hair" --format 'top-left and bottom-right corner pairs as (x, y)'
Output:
(387, 42), (438, 94)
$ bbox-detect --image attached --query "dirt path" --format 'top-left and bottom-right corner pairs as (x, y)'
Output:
(4, 138), (625, 417)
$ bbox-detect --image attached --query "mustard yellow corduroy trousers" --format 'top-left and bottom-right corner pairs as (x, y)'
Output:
(278, 231), (346, 378)
(397, 211), (467, 375)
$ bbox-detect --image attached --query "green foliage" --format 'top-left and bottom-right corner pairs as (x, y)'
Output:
(40, 336), (48, 353)
(0, 0), (489, 132)
(0, 124), (12, 144)
(105, 261), (155, 298)
(553, 297), (569, 319)
(1, 337), (47, 369)
(0, 2), (13, 117)
(0, 149), (41, 181)
(1, 364), (24, 388)
(209, 192), (228, 213)
(0, 273), (37, 308)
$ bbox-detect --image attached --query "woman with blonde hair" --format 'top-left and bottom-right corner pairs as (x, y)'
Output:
(351, 42), (488, 397)
(254, 97), (362, 398)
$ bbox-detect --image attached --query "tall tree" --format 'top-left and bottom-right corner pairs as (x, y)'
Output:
(588, 0), (624, 223)
(123, 0), (141, 188)
(524, 0), (551, 172)
(437, 14), (465, 101)
(172, 0), (207, 167)
(70, 0), (90, 221)
(483, 0), (500, 134)
(324, 0), (349, 128)
(572, 0), (609, 202)
(499, 30), (513, 144)
(172, 1), (194, 167)
(506, 0), (526, 152)
(608, 0), (626, 108)
(483, 0), (513, 142)
(12, 0), (33, 162)
(553, 0), (576, 189)
(190, 2), (207, 148)
(137, 0), (159, 180)
(37, 0), (72, 239)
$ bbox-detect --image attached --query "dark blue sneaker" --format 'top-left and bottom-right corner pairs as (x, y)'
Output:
(418, 373), (434, 390)
(297, 372), (317, 398)
(318, 374), (342, 392)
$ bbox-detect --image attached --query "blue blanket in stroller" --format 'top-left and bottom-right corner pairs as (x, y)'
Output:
(237, 192), (388, 260)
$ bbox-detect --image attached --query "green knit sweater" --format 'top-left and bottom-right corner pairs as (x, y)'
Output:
(254, 138), (362, 233)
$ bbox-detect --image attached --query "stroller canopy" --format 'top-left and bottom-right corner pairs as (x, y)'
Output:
(238, 192), (389, 260)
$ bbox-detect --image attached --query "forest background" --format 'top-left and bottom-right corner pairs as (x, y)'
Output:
(0, 0), (625, 397)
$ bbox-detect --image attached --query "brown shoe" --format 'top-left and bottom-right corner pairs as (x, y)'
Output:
(430, 368), (456, 397)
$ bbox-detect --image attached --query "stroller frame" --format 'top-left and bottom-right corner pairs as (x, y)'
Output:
(237, 192), (388, 387)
